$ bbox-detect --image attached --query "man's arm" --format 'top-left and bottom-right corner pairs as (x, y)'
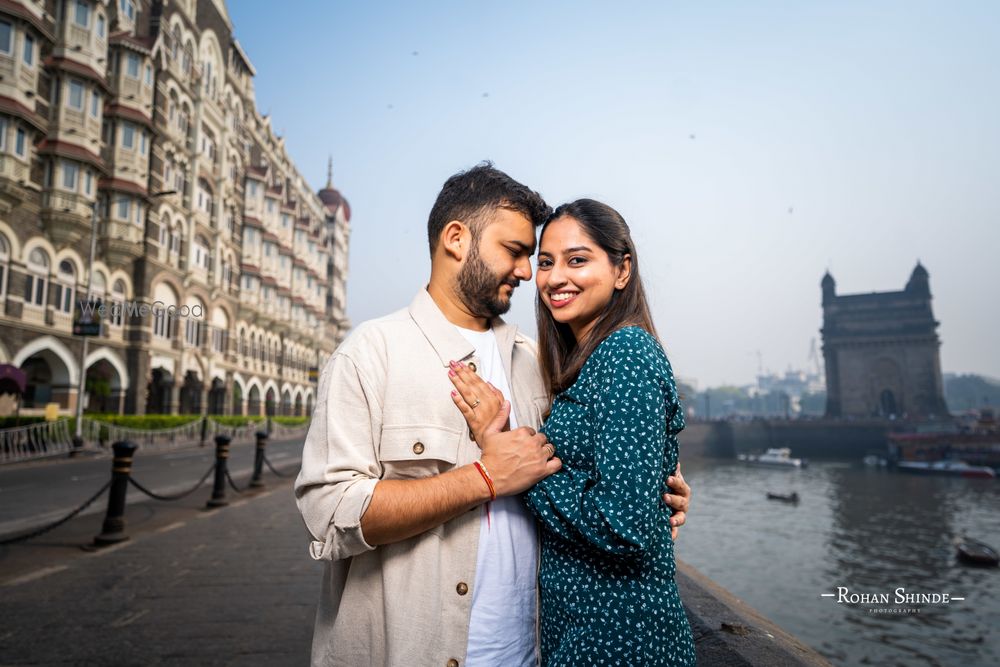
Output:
(361, 401), (560, 545)
(296, 354), (558, 558)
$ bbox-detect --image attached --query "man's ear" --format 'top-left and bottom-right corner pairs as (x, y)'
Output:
(615, 254), (632, 290)
(440, 220), (470, 261)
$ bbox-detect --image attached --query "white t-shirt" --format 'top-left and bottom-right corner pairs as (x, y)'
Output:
(455, 325), (539, 667)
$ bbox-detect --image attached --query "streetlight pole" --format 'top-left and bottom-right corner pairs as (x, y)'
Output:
(72, 201), (100, 448)
(72, 190), (177, 447)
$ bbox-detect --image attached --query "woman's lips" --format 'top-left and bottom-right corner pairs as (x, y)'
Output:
(548, 292), (578, 309)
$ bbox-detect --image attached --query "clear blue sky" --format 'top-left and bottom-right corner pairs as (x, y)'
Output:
(227, 1), (1000, 387)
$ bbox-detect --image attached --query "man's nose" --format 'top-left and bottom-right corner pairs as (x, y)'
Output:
(514, 256), (532, 281)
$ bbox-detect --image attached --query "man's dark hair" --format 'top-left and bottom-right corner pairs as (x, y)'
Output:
(427, 162), (551, 256)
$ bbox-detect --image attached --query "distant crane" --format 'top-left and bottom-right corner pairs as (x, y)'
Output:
(808, 338), (823, 379)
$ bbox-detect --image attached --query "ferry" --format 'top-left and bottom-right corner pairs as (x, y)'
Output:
(895, 460), (996, 479)
(738, 448), (807, 468)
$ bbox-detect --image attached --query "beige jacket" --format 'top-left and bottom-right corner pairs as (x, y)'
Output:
(295, 289), (548, 667)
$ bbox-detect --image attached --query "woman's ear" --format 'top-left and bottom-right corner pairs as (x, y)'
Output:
(615, 254), (632, 290)
(440, 220), (469, 261)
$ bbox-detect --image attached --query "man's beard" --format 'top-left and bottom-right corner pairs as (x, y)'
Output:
(457, 242), (516, 319)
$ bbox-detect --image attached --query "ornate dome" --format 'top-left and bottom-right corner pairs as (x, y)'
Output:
(319, 158), (351, 221)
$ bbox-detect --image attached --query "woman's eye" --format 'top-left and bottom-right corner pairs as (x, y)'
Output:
(569, 257), (586, 266)
(537, 259), (552, 268)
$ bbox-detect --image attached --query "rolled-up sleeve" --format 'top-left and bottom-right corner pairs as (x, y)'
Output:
(295, 351), (382, 561)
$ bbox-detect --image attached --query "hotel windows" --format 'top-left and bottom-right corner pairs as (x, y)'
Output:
(62, 161), (79, 190)
(23, 33), (33, 66)
(68, 80), (85, 110)
(0, 21), (11, 54)
(74, 1), (90, 28)
(125, 53), (140, 79)
(23, 248), (49, 308)
(54, 260), (76, 314)
(122, 123), (135, 149)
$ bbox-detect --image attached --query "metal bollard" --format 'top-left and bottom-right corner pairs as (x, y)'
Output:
(93, 440), (138, 546)
(206, 434), (231, 508)
(200, 416), (209, 447)
(250, 430), (268, 488)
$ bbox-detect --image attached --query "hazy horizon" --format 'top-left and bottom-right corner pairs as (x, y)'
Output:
(228, 1), (999, 387)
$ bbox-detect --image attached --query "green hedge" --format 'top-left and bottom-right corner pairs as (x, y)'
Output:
(271, 416), (310, 426)
(207, 415), (265, 427)
(84, 414), (202, 430)
(0, 416), (48, 429)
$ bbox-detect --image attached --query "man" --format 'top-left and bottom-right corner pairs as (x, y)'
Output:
(295, 163), (692, 666)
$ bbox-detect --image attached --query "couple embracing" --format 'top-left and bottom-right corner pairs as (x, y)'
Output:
(295, 163), (697, 666)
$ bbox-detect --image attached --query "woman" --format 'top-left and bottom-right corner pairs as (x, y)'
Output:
(449, 199), (696, 666)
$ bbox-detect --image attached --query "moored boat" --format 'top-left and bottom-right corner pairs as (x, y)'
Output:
(955, 538), (1000, 567)
(896, 460), (996, 479)
(738, 448), (806, 468)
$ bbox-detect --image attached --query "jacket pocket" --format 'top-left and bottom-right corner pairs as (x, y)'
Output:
(378, 425), (461, 480)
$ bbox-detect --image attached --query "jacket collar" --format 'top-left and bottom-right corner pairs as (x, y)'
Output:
(408, 288), (519, 367)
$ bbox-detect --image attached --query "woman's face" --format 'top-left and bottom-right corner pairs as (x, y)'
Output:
(536, 215), (629, 343)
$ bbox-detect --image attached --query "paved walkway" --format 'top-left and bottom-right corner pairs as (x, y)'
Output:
(0, 479), (322, 666)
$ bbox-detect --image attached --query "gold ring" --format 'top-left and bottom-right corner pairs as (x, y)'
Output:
(543, 443), (555, 459)
(470, 398), (481, 409)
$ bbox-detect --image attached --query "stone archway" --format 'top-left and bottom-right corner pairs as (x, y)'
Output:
(231, 382), (243, 415)
(146, 368), (174, 415)
(85, 359), (122, 414)
(247, 385), (261, 416)
(293, 392), (303, 417)
(264, 387), (276, 417)
(280, 389), (291, 417)
(20, 351), (73, 410)
(208, 377), (225, 415)
(179, 371), (203, 414)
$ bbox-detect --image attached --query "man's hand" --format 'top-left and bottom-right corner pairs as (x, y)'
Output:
(663, 461), (691, 541)
(478, 401), (561, 496)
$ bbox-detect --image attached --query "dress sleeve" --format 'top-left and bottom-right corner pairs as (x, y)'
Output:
(525, 331), (680, 556)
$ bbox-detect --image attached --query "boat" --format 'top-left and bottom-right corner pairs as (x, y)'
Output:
(895, 460), (996, 479)
(738, 448), (806, 468)
(955, 538), (1000, 567)
(862, 454), (888, 467)
(766, 491), (800, 503)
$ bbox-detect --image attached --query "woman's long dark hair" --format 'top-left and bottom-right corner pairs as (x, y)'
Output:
(536, 199), (658, 399)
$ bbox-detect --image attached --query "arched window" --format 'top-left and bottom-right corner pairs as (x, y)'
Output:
(196, 178), (213, 215)
(170, 26), (180, 61)
(111, 279), (126, 327)
(0, 234), (8, 298)
(192, 235), (211, 271)
(54, 260), (76, 313)
(24, 248), (49, 308)
(90, 269), (106, 300)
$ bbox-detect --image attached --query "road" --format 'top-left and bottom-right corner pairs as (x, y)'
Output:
(0, 437), (305, 538)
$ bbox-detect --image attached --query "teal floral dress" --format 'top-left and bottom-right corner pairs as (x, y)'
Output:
(525, 327), (696, 666)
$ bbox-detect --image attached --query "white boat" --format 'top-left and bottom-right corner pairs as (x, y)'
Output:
(737, 448), (806, 468)
(896, 460), (996, 479)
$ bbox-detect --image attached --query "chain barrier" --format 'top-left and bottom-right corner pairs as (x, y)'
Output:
(225, 469), (247, 494)
(263, 454), (295, 478)
(128, 463), (217, 502)
(0, 480), (112, 546)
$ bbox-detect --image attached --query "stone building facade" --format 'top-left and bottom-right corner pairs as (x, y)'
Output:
(0, 0), (351, 416)
(821, 263), (949, 419)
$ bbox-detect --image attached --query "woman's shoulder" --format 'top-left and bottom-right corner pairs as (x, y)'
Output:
(583, 326), (669, 377)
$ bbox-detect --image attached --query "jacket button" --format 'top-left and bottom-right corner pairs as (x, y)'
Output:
(447, 660), (459, 667)
(412, 442), (425, 455)
(456, 582), (469, 595)
(467, 362), (477, 373)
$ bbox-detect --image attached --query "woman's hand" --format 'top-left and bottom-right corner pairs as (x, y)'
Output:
(448, 360), (508, 444)
(663, 461), (691, 541)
